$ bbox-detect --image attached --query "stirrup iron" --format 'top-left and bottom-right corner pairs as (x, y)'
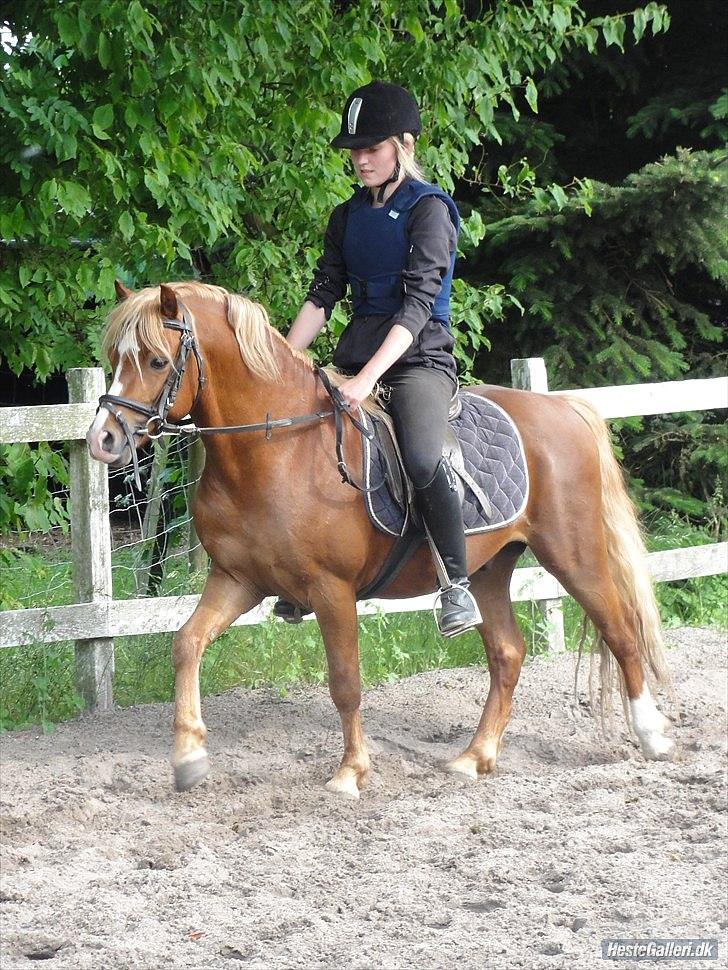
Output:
(272, 599), (304, 625)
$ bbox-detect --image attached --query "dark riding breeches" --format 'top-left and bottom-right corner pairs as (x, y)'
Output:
(382, 365), (468, 583)
(382, 365), (456, 487)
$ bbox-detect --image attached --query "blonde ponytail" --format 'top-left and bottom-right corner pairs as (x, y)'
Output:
(391, 133), (427, 182)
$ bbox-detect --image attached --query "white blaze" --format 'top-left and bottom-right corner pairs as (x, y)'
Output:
(88, 360), (124, 437)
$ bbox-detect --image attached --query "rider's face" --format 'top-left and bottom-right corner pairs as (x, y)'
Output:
(350, 140), (398, 188)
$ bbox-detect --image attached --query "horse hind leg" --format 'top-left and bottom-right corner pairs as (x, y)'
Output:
(629, 677), (674, 759)
(447, 543), (527, 779)
(571, 573), (674, 760)
(545, 395), (675, 760)
(530, 531), (675, 762)
(172, 565), (263, 791)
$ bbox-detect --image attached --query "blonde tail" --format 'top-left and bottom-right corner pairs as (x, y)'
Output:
(561, 394), (673, 720)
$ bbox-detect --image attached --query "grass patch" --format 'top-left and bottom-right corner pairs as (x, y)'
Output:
(1, 515), (725, 730)
(644, 512), (728, 629)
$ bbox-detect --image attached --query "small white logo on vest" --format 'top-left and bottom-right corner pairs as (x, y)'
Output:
(347, 97), (363, 134)
(388, 210), (400, 219)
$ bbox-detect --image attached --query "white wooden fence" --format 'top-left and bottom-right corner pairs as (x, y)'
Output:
(1, 361), (726, 712)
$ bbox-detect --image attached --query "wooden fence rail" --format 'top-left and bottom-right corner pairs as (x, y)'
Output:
(1, 361), (726, 712)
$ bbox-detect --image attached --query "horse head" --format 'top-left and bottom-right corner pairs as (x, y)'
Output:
(87, 281), (205, 482)
(87, 280), (289, 485)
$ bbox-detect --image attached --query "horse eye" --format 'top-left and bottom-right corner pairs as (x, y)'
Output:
(150, 357), (169, 371)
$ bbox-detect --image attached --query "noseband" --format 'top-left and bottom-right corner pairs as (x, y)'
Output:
(97, 301), (206, 489)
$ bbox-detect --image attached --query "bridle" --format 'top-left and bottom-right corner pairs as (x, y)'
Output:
(97, 302), (207, 489)
(96, 299), (383, 493)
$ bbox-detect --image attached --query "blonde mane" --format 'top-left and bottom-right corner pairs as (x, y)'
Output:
(102, 281), (310, 382)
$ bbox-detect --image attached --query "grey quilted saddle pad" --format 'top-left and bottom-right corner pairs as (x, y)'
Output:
(363, 391), (529, 537)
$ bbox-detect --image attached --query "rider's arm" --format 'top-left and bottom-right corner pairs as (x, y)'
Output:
(337, 324), (414, 409)
(286, 203), (348, 350)
(286, 301), (327, 350)
(389, 195), (457, 341)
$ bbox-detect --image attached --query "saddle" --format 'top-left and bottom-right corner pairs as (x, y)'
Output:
(352, 389), (529, 600)
(361, 390), (528, 537)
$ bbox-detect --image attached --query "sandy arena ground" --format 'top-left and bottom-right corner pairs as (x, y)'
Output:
(0, 627), (726, 969)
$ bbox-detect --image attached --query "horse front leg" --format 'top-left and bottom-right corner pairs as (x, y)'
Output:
(447, 545), (527, 778)
(312, 581), (370, 799)
(172, 565), (262, 791)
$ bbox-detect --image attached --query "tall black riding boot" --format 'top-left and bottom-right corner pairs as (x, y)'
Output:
(414, 460), (482, 638)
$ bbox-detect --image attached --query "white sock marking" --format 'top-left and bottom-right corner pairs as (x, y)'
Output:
(631, 684), (674, 760)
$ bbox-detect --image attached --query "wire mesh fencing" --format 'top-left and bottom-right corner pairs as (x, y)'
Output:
(1, 436), (207, 613)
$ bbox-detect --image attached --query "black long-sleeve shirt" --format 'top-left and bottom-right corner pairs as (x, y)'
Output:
(306, 180), (458, 381)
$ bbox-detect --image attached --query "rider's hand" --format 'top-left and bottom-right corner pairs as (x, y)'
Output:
(337, 371), (377, 411)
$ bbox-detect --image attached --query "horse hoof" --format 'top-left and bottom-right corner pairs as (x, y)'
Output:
(325, 772), (361, 800)
(641, 732), (677, 762)
(174, 750), (210, 791)
(445, 755), (480, 780)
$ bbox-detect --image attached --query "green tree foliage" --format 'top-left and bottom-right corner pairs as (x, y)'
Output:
(473, 149), (727, 528)
(1, 0), (669, 384)
(459, 0), (726, 529)
(0, 0), (674, 537)
(0, 441), (70, 533)
(475, 149), (726, 387)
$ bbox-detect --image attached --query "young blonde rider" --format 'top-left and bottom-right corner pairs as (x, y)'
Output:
(280, 81), (480, 637)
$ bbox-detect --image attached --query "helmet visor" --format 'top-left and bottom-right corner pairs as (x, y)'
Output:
(330, 131), (395, 149)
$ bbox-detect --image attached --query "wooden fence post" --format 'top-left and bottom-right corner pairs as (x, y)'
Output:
(510, 357), (550, 393)
(68, 368), (114, 710)
(510, 358), (566, 654)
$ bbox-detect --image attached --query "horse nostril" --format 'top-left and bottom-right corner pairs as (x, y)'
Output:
(101, 430), (115, 454)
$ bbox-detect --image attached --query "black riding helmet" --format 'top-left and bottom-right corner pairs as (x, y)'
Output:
(331, 80), (421, 149)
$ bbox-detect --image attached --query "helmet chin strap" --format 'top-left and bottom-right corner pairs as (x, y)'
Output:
(373, 159), (401, 203)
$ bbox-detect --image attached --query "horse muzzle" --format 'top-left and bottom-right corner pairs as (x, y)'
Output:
(86, 424), (133, 468)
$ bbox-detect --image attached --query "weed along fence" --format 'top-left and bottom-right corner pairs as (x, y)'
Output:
(1, 361), (726, 713)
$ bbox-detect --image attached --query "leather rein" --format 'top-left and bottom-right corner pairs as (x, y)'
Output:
(96, 300), (383, 494)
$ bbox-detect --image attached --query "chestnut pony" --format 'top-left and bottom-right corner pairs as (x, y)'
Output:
(87, 281), (675, 797)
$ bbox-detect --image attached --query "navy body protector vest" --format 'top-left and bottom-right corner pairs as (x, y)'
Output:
(342, 180), (460, 326)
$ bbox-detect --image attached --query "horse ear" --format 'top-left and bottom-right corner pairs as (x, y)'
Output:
(159, 284), (178, 319)
(114, 279), (134, 303)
